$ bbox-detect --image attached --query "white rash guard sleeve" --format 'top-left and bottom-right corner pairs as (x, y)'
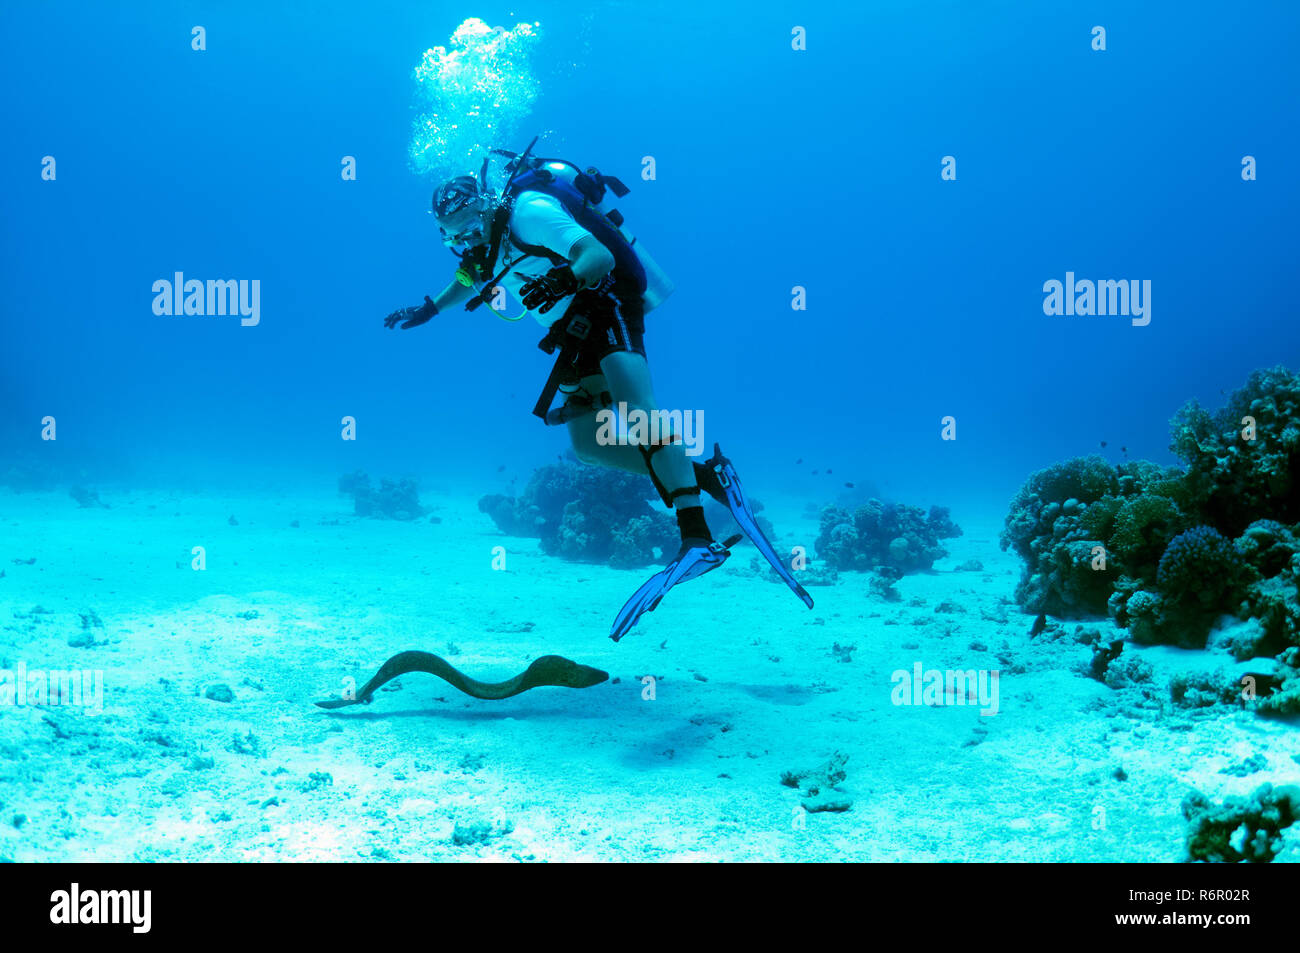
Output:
(509, 193), (593, 261)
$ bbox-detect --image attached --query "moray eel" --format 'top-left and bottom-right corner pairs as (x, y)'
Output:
(314, 650), (608, 708)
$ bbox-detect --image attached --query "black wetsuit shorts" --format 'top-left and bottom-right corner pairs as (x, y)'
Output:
(550, 282), (646, 385)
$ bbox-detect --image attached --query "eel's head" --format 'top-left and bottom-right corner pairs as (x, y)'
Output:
(531, 655), (609, 689)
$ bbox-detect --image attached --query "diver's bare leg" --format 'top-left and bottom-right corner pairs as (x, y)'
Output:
(565, 374), (646, 474)
(597, 351), (701, 512)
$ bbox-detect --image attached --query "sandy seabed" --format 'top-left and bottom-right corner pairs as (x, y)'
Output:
(1, 486), (1297, 862)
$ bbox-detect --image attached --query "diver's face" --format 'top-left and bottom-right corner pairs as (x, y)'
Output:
(438, 201), (491, 249)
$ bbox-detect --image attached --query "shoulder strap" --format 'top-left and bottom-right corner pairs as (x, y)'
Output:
(512, 175), (647, 295)
(506, 229), (568, 267)
(464, 205), (516, 313)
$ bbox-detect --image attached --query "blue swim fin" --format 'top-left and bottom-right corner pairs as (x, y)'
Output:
(702, 443), (814, 610)
(609, 534), (742, 642)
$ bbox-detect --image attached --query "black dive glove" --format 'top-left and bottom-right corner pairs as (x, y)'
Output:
(519, 265), (580, 315)
(384, 295), (438, 329)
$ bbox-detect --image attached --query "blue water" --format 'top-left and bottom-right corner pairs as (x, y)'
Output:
(2, 1), (1299, 863)
(5, 0), (1296, 505)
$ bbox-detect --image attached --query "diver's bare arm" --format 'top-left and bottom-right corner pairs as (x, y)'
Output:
(569, 235), (616, 288)
(432, 279), (475, 310)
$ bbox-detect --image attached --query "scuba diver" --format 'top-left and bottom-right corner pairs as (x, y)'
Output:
(384, 139), (812, 640)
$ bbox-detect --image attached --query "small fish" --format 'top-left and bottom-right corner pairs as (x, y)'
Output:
(845, 482), (854, 489)
(1030, 613), (1047, 638)
(827, 468), (833, 474)
(1121, 446), (1128, 454)
(496, 465), (505, 472)
(1100, 440), (1107, 449)
(812, 469), (819, 475)
(795, 458), (803, 465)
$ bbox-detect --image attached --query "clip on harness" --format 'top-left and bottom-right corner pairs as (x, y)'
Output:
(532, 313), (593, 422)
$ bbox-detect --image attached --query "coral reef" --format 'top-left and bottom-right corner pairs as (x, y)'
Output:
(1255, 648), (1300, 715)
(477, 463), (677, 568)
(1108, 494), (1188, 581)
(1087, 637), (1125, 682)
(1169, 669), (1244, 709)
(869, 566), (904, 601)
(1101, 652), (1153, 690)
(1236, 519), (1300, 578)
(339, 471), (424, 520)
(816, 500), (962, 574)
(1001, 455), (1184, 616)
(1113, 526), (1253, 648)
(781, 751), (852, 813)
(1003, 367), (1300, 703)
(1236, 521), (1300, 660)
(1123, 527), (1248, 646)
(477, 492), (537, 537)
(1181, 784), (1300, 862)
(1171, 365), (1300, 535)
(1157, 527), (1247, 608)
(1208, 618), (1269, 662)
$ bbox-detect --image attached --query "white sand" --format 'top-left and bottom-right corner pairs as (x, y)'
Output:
(1, 487), (1297, 862)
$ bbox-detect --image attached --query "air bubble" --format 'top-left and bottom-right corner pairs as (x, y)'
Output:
(408, 18), (542, 180)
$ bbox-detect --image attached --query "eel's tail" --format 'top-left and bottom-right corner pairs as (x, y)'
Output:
(314, 650), (445, 709)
